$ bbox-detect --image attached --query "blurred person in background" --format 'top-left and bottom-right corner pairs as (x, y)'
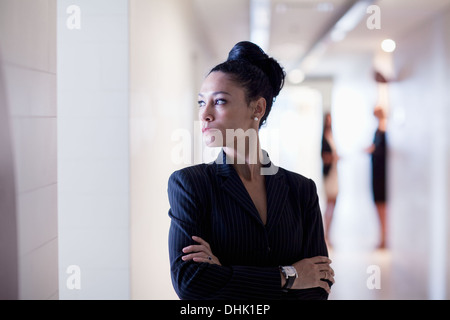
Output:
(321, 112), (339, 246)
(366, 106), (388, 249)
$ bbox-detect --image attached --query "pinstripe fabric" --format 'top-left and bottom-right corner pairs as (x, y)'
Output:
(168, 150), (330, 300)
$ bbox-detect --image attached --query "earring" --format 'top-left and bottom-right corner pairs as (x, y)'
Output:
(254, 117), (259, 121)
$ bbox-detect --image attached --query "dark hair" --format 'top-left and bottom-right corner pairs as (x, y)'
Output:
(209, 41), (285, 128)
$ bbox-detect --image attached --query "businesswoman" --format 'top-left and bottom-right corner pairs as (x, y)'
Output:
(168, 41), (334, 300)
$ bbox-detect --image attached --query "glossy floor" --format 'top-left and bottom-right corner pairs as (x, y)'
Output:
(328, 248), (393, 300)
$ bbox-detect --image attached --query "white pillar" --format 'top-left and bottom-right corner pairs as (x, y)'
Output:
(57, 0), (130, 299)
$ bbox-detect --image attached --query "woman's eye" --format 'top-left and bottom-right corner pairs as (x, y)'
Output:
(198, 100), (205, 107)
(215, 99), (226, 105)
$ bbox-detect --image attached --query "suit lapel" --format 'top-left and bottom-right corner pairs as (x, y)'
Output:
(259, 149), (289, 231)
(265, 171), (289, 233)
(214, 150), (263, 225)
(213, 149), (290, 229)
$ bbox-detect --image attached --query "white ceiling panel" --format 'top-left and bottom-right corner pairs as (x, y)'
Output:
(192, 0), (450, 78)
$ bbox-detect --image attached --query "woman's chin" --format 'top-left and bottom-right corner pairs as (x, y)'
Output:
(203, 131), (224, 147)
(202, 136), (218, 147)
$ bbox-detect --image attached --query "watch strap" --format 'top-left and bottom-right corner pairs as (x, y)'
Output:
(280, 266), (297, 292)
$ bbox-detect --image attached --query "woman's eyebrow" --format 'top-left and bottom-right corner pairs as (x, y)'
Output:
(198, 91), (232, 97)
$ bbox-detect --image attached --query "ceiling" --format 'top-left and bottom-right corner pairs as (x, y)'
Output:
(192, 0), (450, 80)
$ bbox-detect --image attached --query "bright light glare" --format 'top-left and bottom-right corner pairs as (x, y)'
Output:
(288, 69), (305, 84)
(250, 0), (271, 52)
(381, 39), (396, 53)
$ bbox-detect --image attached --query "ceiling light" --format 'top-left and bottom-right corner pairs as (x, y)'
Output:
(250, 0), (271, 52)
(381, 39), (396, 53)
(288, 69), (305, 84)
(328, 0), (375, 42)
(330, 29), (346, 42)
(333, 0), (371, 33)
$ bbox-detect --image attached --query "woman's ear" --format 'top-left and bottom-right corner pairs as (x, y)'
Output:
(253, 97), (266, 120)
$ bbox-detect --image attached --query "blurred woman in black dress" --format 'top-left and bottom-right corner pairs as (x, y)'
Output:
(321, 112), (339, 246)
(366, 106), (387, 249)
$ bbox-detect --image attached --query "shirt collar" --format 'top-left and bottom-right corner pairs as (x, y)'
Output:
(214, 149), (279, 177)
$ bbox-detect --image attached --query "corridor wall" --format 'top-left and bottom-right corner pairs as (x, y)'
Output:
(57, 0), (130, 299)
(389, 6), (450, 299)
(129, 0), (215, 299)
(0, 0), (58, 299)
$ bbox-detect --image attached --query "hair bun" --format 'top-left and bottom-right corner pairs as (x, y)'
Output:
(227, 41), (285, 98)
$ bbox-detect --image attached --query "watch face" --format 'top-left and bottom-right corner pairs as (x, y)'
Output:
(284, 266), (297, 278)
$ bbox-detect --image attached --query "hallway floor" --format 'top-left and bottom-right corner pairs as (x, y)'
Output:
(328, 248), (393, 300)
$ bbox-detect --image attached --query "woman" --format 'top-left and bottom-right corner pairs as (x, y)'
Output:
(168, 41), (334, 300)
(366, 106), (388, 249)
(321, 112), (339, 245)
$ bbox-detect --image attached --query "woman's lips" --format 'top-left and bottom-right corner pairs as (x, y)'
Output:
(202, 127), (216, 133)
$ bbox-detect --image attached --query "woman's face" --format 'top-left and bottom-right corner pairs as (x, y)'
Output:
(198, 71), (258, 147)
(374, 107), (385, 119)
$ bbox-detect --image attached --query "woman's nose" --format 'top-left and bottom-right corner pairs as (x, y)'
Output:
(199, 103), (214, 122)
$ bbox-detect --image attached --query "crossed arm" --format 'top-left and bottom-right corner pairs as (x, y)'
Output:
(182, 235), (334, 294)
(168, 169), (334, 300)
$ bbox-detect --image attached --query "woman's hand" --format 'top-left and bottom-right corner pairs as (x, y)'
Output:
(364, 144), (376, 154)
(291, 256), (335, 293)
(182, 236), (222, 266)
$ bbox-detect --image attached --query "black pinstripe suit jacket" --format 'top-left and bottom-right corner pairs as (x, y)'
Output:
(168, 150), (330, 300)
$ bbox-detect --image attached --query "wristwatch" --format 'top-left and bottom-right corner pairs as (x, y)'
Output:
(280, 266), (298, 291)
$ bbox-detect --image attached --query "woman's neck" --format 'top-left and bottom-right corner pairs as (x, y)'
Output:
(378, 118), (387, 132)
(224, 139), (262, 181)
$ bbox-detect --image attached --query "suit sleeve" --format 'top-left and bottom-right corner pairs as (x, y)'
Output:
(289, 178), (331, 300)
(167, 169), (282, 300)
(301, 179), (329, 259)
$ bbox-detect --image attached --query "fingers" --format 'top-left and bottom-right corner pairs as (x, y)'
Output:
(309, 256), (332, 264)
(320, 269), (335, 284)
(319, 265), (335, 276)
(317, 260), (335, 284)
(307, 256), (335, 280)
(182, 236), (211, 254)
(181, 236), (221, 266)
(309, 256), (334, 279)
(181, 252), (212, 263)
(182, 236), (211, 257)
(182, 244), (208, 254)
(318, 279), (332, 294)
(293, 256), (335, 291)
(191, 236), (211, 249)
